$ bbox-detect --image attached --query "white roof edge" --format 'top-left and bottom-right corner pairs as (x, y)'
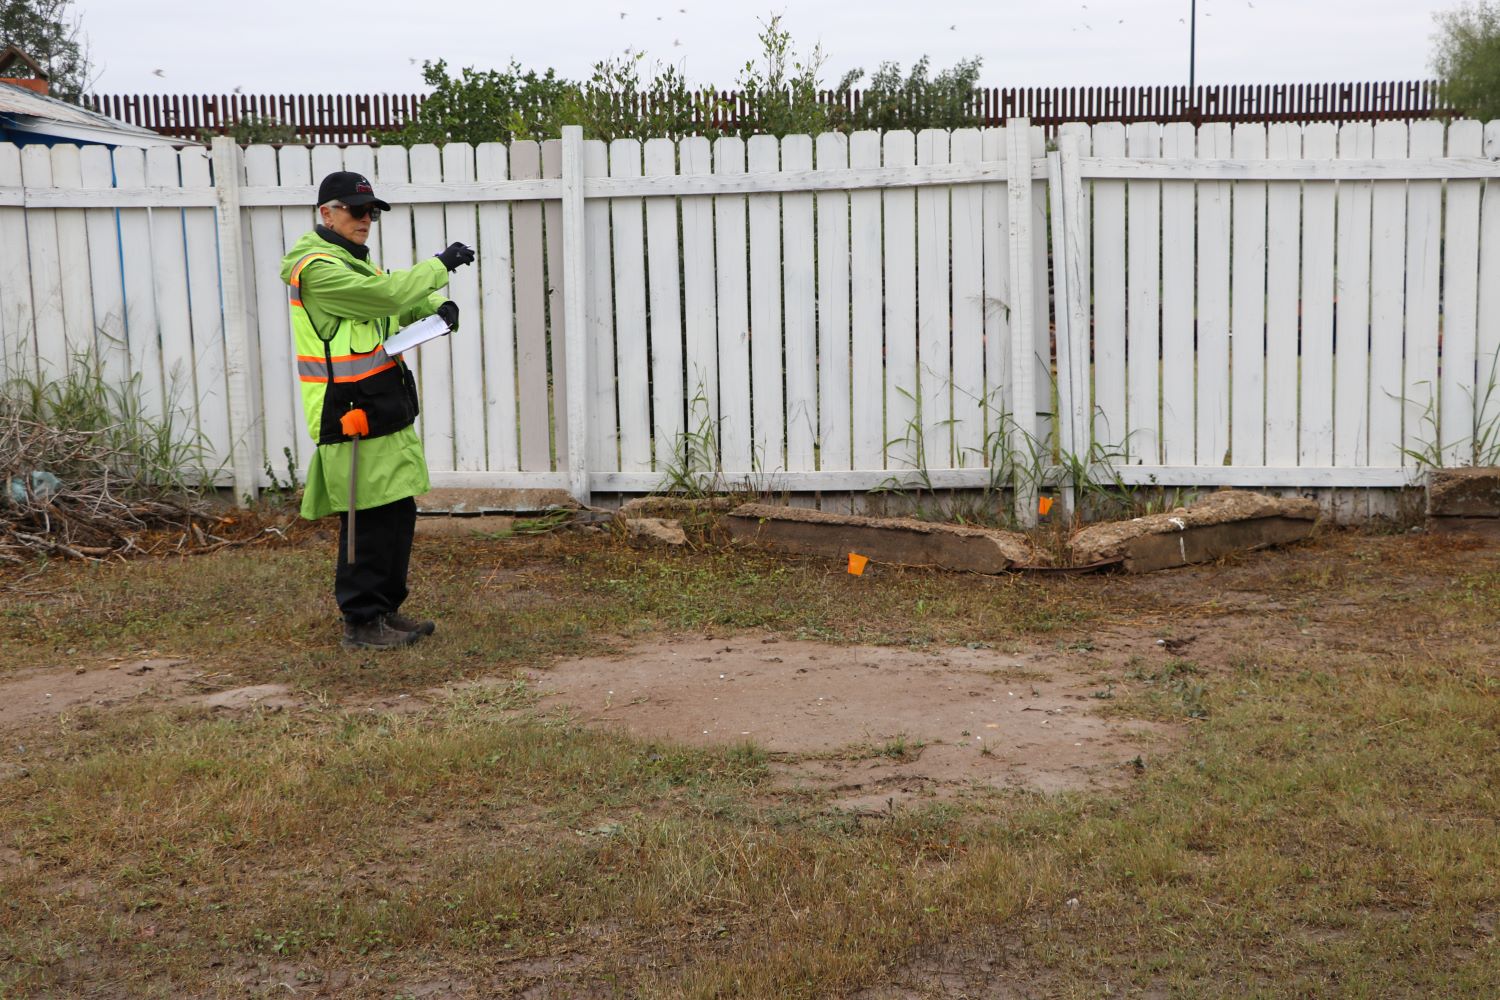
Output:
(5, 115), (189, 149)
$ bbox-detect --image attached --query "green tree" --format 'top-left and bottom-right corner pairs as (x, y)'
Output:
(839, 56), (985, 133)
(0, 0), (92, 102)
(1433, 1), (1500, 120)
(392, 59), (575, 146)
(733, 13), (855, 138)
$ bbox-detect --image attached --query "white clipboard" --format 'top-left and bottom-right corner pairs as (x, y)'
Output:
(382, 313), (451, 355)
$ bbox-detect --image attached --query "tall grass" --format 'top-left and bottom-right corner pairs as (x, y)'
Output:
(1, 350), (218, 498)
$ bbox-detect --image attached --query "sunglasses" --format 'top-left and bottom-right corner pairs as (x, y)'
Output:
(334, 202), (382, 221)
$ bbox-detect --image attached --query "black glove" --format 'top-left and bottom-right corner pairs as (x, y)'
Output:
(436, 300), (459, 332)
(436, 242), (476, 271)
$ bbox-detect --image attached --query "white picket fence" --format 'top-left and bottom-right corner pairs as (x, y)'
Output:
(2, 120), (1498, 521)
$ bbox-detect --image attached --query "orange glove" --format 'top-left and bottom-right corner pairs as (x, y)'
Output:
(339, 408), (370, 439)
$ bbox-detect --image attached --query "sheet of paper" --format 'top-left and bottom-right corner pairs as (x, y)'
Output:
(382, 313), (451, 355)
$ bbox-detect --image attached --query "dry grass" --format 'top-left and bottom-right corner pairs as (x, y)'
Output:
(1, 523), (1497, 997)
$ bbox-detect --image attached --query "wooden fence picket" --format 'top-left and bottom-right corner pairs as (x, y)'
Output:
(712, 136), (752, 474)
(47, 146), (95, 380)
(1479, 123), (1500, 450)
(1195, 122), (1232, 468)
(1230, 123), (1268, 469)
(949, 127), (986, 468)
(581, 140), (616, 475)
(1334, 122), (1375, 470)
(1368, 121), (1409, 469)
(1160, 122), (1196, 467)
(917, 128), (952, 470)
(541, 140), (570, 469)
(78, 145), (129, 391)
(113, 148), (166, 426)
(442, 143), (486, 472)
(1089, 123), (1126, 454)
(849, 131), (884, 474)
(814, 132), (851, 475)
(883, 130), (918, 474)
(20, 146), (67, 379)
(782, 133), (818, 473)
(1442, 121), (1484, 467)
(179, 146), (233, 460)
(1300, 123), (1338, 470)
(644, 138), (686, 472)
(477, 141), (522, 473)
(680, 135), (719, 456)
(1404, 121), (1445, 465)
(511, 140), (554, 473)
(1264, 123), (1301, 468)
(1125, 122), (1161, 464)
(747, 134), (785, 474)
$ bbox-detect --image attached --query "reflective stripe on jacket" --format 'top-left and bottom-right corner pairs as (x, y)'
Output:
(279, 235), (448, 446)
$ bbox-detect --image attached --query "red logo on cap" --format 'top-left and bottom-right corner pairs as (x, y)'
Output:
(356, 182), (373, 194)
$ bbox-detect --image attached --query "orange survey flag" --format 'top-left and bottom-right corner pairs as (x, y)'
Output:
(847, 552), (869, 576)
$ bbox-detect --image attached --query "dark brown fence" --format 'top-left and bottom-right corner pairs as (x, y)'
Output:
(84, 93), (425, 144)
(86, 81), (1450, 144)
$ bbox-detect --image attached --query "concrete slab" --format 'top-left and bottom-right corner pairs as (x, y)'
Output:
(1427, 468), (1500, 518)
(415, 488), (578, 514)
(724, 503), (1035, 573)
(414, 514), (516, 538)
(618, 496), (740, 518)
(623, 517), (688, 546)
(1070, 490), (1320, 572)
(1426, 515), (1500, 539)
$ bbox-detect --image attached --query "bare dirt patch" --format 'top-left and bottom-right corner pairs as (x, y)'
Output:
(0, 659), (323, 736)
(0, 657), (203, 733)
(531, 636), (1172, 810)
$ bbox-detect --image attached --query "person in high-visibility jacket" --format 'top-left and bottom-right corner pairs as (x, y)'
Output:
(281, 171), (475, 650)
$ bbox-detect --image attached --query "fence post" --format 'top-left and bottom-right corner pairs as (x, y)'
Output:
(1006, 119), (1038, 528)
(559, 125), (591, 507)
(210, 136), (260, 504)
(1050, 134), (1092, 521)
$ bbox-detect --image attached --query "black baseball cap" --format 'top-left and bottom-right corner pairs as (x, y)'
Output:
(317, 171), (392, 211)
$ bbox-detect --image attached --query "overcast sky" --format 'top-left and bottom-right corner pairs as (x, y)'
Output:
(73, 0), (1451, 96)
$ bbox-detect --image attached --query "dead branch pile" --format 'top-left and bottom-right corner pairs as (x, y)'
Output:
(0, 408), (289, 565)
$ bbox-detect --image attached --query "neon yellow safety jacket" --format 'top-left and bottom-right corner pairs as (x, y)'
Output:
(280, 228), (451, 520)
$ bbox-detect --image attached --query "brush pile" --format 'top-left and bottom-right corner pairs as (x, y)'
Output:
(0, 365), (299, 565)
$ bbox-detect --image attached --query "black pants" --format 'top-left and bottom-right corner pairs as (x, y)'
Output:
(335, 496), (416, 625)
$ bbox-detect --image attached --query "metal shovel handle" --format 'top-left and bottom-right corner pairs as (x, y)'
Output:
(346, 435), (359, 565)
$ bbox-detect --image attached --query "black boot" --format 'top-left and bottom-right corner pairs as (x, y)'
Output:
(383, 611), (436, 637)
(342, 618), (420, 650)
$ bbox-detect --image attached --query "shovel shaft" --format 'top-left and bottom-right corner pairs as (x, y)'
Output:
(346, 435), (360, 565)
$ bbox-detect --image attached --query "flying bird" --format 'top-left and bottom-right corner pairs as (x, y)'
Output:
(619, 10), (627, 17)
(152, 68), (164, 77)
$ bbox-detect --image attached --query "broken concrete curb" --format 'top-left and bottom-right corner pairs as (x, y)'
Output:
(624, 517), (688, 546)
(1070, 490), (1320, 573)
(415, 488), (579, 514)
(725, 502), (1035, 572)
(617, 496), (740, 519)
(1427, 467), (1500, 518)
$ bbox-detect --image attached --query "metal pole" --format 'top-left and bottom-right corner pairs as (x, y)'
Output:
(1189, 0), (1198, 100)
